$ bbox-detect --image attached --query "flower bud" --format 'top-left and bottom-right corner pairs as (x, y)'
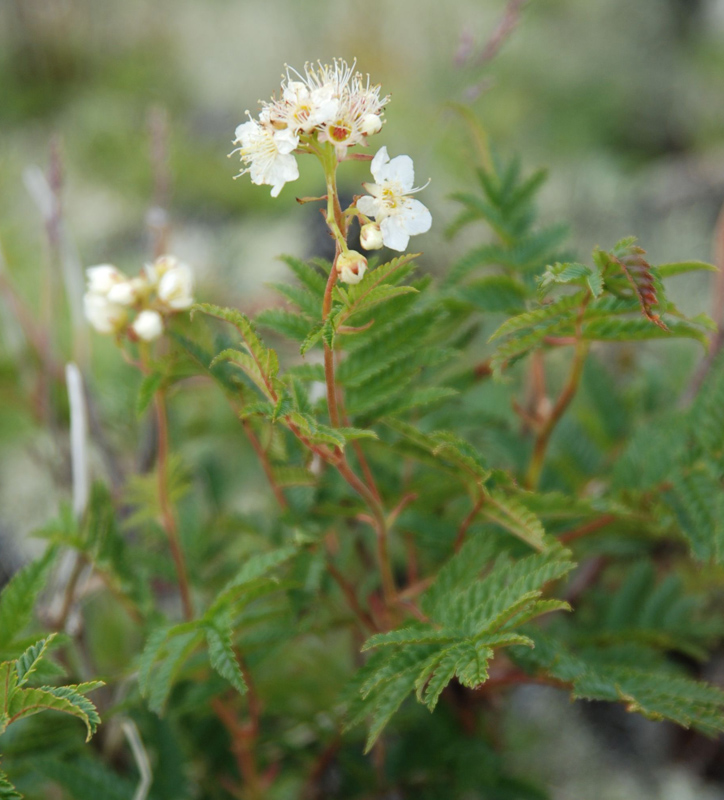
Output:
(86, 264), (126, 295)
(360, 222), (384, 251)
(83, 292), (128, 334)
(158, 261), (194, 310)
(132, 309), (164, 341)
(107, 277), (146, 306)
(336, 250), (367, 285)
(359, 113), (383, 136)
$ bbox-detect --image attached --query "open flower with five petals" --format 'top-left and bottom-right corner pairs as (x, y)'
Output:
(356, 147), (432, 251)
(232, 114), (300, 197)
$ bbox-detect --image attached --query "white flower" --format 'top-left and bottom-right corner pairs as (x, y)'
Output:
(232, 116), (299, 197)
(83, 292), (128, 334)
(86, 264), (126, 295)
(356, 147), (432, 252)
(132, 309), (164, 341)
(317, 69), (388, 158)
(107, 277), (146, 306)
(158, 260), (194, 310)
(270, 77), (339, 136)
(336, 250), (367, 284)
(360, 222), (384, 251)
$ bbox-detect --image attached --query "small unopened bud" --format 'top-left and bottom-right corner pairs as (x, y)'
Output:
(336, 250), (367, 285)
(360, 113), (383, 136)
(360, 222), (384, 251)
(132, 309), (164, 341)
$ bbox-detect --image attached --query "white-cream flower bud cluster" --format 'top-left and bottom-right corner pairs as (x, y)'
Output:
(83, 255), (194, 341)
(231, 58), (388, 197)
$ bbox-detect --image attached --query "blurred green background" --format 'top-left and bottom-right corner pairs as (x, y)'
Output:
(1, 2), (724, 797)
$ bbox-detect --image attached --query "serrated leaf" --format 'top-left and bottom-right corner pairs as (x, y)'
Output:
(205, 614), (247, 696)
(300, 321), (324, 355)
(489, 294), (580, 342)
(256, 308), (316, 342)
(210, 348), (279, 398)
(0, 551), (55, 649)
(582, 316), (712, 347)
(6, 684), (102, 741)
(483, 490), (547, 551)
(146, 631), (201, 714)
(279, 254), (328, 296)
(15, 634), (57, 687)
(455, 275), (528, 313)
(193, 303), (279, 394)
(0, 770), (21, 800)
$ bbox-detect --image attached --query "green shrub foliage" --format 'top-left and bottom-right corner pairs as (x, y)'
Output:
(1, 114), (723, 799)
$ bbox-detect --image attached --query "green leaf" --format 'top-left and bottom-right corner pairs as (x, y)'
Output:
(279, 254), (328, 296)
(483, 490), (547, 551)
(7, 683), (102, 741)
(454, 275), (528, 313)
(205, 613), (248, 696)
(655, 261), (718, 278)
(256, 308), (316, 342)
(0, 770), (21, 800)
(136, 371), (163, 416)
(210, 347), (279, 398)
(35, 757), (135, 800)
(146, 631), (202, 714)
(300, 320), (324, 355)
(538, 262), (603, 298)
(581, 316), (712, 347)
(339, 254), (418, 323)
(193, 303), (279, 393)
(489, 295), (580, 342)
(14, 634), (57, 687)
(0, 551), (55, 649)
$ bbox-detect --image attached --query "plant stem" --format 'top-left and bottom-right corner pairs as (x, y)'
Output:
(558, 513), (616, 545)
(454, 495), (484, 552)
(154, 390), (194, 621)
(322, 263), (341, 429)
(525, 337), (589, 490)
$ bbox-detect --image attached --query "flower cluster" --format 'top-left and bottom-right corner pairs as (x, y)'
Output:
(232, 58), (432, 281)
(232, 58), (388, 197)
(83, 255), (194, 341)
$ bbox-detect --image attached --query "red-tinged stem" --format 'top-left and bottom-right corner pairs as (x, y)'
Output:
(525, 338), (588, 489)
(454, 495), (484, 552)
(155, 391), (194, 621)
(476, 670), (569, 693)
(558, 513), (616, 545)
(326, 558), (378, 633)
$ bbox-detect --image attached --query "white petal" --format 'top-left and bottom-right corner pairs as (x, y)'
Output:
(268, 153), (299, 196)
(378, 155), (415, 192)
(356, 195), (380, 218)
(273, 128), (299, 154)
(370, 146), (390, 182)
(234, 120), (257, 144)
(380, 216), (410, 252)
(400, 199), (432, 235)
(283, 81), (309, 102)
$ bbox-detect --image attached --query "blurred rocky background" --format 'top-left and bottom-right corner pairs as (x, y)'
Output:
(1, 1), (724, 797)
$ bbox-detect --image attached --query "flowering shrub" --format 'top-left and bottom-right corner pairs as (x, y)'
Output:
(2, 58), (724, 799)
